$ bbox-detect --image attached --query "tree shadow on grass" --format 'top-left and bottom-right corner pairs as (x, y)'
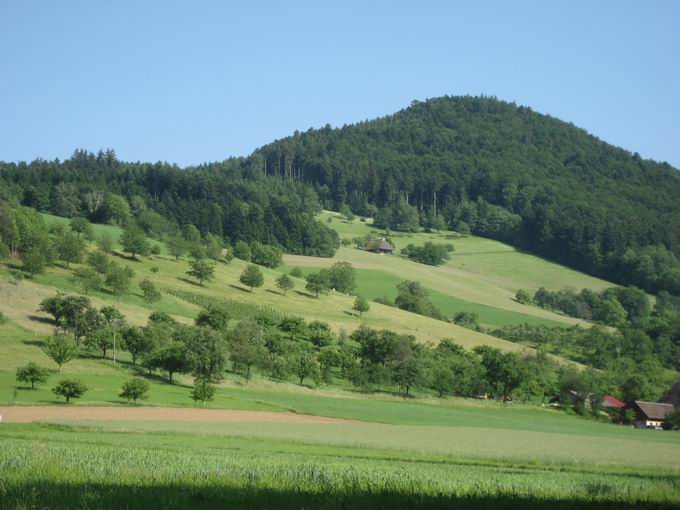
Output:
(177, 276), (204, 287)
(228, 284), (252, 293)
(22, 339), (48, 347)
(265, 289), (284, 297)
(27, 314), (56, 327)
(294, 290), (317, 299)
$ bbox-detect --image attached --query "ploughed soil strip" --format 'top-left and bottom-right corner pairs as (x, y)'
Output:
(0, 406), (356, 424)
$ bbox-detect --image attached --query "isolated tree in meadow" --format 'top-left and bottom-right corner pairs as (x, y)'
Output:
(275, 273), (294, 295)
(86, 250), (110, 274)
(328, 261), (356, 293)
(70, 267), (104, 295)
(96, 233), (116, 254)
(165, 235), (187, 261)
(305, 270), (331, 298)
(106, 263), (135, 299)
(150, 244), (161, 256)
(119, 378), (149, 404)
(53, 378), (88, 403)
(55, 231), (85, 268)
(139, 278), (161, 304)
(353, 295), (370, 316)
(16, 362), (50, 389)
(195, 306), (230, 331)
(239, 264), (263, 291)
(42, 334), (78, 373)
(191, 381), (216, 407)
(187, 259), (215, 286)
(120, 224), (150, 259)
(515, 289), (532, 305)
(69, 217), (94, 240)
(289, 267), (303, 278)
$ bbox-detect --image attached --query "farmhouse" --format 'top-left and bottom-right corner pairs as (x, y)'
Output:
(628, 401), (675, 429)
(365, 238), (394, 254)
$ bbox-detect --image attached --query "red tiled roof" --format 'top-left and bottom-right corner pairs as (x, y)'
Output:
(602, 395), (625, 409)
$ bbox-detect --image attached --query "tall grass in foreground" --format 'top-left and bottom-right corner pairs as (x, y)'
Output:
(1, 437), (679, 509)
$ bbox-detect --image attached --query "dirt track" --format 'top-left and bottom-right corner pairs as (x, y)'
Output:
(0, 406), (354, 424)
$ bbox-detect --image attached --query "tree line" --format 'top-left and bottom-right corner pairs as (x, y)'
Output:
(0, 149), (339, 258)
(27, 290), (675, 421)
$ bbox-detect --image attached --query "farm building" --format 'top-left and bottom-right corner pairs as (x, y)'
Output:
(365, 238), (394, 254)
(627, 401), (675, 429)
(601, 395), (625, 410)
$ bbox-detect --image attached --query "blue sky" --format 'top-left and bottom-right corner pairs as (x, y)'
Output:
(1, 1), (678, 167)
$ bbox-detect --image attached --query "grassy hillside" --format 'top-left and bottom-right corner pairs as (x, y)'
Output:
(281, 210), (614, 328)
(1, 215), (679, 509)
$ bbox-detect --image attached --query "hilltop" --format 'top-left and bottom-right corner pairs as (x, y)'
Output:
(253, 96), (680, 296)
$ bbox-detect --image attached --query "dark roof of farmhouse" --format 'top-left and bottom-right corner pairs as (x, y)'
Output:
(634, 401), (675, 420)
(365, 239), (394, 251)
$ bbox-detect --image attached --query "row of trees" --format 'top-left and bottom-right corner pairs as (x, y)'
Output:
(525, 285), (651, 326)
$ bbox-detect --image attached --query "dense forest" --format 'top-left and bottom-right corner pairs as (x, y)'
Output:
(252, 96), (680, 295)
(0, 150), (338, 257)
(2, 96), (679, 295)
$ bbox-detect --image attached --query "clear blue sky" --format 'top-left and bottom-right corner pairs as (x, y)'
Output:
(1, 1), (678, 168)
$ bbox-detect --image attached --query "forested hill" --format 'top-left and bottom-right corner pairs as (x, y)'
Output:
(251, 96), (680, 295)
(0, 153), (339, 257)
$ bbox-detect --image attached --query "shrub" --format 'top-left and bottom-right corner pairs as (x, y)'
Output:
(119, 378), (149, 404)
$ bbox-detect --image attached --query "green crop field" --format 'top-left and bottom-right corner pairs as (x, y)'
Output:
(1, 418), (679, 509)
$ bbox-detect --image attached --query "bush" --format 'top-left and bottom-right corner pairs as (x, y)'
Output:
(401, 242), (451, 266)
(119, 378), (149, 404)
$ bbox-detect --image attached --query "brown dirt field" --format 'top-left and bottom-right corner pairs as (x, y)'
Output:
(0, 405), (355, 424)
